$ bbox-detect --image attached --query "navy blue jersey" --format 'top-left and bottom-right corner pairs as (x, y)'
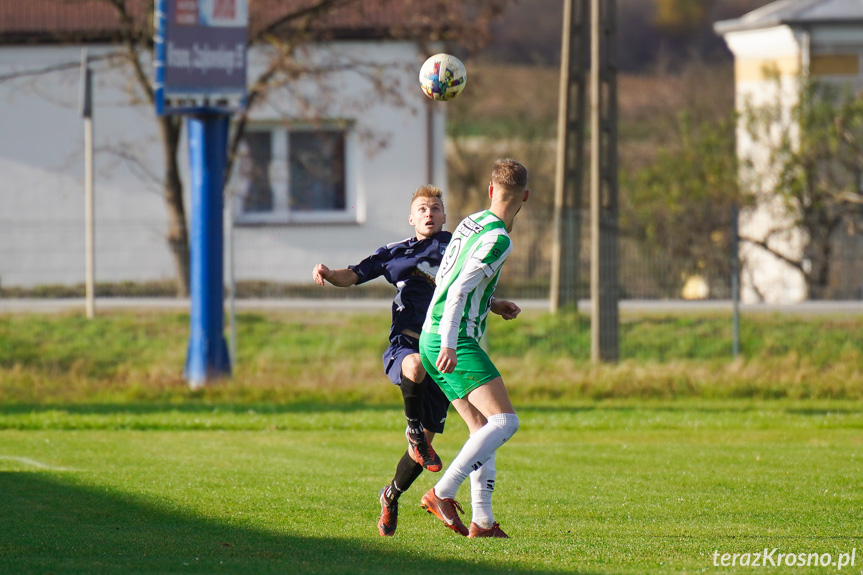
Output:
(349, 231), (451, 342)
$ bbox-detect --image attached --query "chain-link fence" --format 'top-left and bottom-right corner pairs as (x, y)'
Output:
(4, 207), (863, 370)
(3, 210), (863, 302)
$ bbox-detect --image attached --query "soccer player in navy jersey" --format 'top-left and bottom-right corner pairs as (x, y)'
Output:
(313, 185), (477, 536)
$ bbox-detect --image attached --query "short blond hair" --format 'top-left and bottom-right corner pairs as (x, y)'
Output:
(491, 159), (528, 192)
(411, 185), (444, 204)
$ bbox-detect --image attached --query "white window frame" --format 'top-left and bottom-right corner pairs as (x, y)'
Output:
(230, 120), (358, 225)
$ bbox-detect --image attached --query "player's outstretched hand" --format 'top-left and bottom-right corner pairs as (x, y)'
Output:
(312, 263), (331, 286)
(491, 298), (521, 320)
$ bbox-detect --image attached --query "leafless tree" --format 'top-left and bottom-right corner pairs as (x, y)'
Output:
(16, 0), (506, 295)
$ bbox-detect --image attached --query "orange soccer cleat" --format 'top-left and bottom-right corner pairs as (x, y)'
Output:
(468, 521), (509, 538)
(420, 487), (469, 536)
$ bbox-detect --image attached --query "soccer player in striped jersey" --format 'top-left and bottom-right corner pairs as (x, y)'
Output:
(419, 159), (529, 538)
(312, 185), (483, 537)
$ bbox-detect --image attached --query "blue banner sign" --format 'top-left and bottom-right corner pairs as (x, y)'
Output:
(154, 0), (248, 115)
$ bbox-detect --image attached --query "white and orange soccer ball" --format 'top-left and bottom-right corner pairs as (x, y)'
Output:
(419, 53), (467, 101)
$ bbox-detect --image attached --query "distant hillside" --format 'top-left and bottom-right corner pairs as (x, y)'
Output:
(448, 61), (734, 143)
(477, 0), (774, 72)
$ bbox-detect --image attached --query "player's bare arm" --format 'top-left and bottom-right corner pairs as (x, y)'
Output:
(312, 264), (359, 287)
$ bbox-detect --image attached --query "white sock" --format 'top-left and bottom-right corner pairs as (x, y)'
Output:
(435, 413), (519, 500)
(470, 453), (496, 529)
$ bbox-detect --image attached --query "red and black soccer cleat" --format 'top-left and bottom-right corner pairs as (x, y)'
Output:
(406, 430), (443, 472)
(377, 486), (398, 537)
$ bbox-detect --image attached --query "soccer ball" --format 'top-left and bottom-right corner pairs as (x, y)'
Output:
(419, 53), (467, 101)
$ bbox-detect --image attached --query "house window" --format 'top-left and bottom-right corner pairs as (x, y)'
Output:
(289, 130), (346, 212)
(810, 54), (861, 77)
(231, 123), (355, 224)
(239, 131), (273, 213)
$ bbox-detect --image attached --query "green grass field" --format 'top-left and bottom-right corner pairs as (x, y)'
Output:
(3, 404), (863, 574)
(2, 310), (863, 573)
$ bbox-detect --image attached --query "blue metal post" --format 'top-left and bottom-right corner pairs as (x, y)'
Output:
(184, 113), (231, 387)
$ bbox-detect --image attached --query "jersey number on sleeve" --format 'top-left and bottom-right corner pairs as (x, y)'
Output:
(439, 238), (462, 282)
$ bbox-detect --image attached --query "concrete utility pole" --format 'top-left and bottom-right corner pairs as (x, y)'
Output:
(80, 49), (96, 319)
(553, 0), (619, 361)
(589, 0), (620, 362)
(550, 0), (589, 313)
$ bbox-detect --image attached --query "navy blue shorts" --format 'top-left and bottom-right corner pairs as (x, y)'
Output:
(382, 334), (450, 434)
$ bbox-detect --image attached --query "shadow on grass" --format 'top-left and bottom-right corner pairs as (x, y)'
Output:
(5, 401), (863, 420)
(0, 472), (584, 575)
(0, 402), (398, 416)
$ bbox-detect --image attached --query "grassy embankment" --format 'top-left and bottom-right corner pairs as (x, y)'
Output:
(1, 309), (861, 405)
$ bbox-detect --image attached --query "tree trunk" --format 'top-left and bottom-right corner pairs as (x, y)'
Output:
(805, 224), (833, 301)
(159, 115), (191, 297)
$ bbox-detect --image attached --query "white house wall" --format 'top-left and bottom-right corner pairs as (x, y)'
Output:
(738, 195), (808, 303)
(723, 25), (808, 303)
(0, 41), (442, 289)
(0, 45), (179, 288)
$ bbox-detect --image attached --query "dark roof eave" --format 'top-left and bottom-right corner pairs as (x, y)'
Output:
(0, 32), (126, 45)
(0, 27), (427, 46)
(715, 17), (863, 35)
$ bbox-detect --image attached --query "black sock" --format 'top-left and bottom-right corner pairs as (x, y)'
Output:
(400, 375), (426, 436)
(386, 450), (424, 504)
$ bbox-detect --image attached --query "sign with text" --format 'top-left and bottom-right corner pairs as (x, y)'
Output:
(154, 0), (248, 115)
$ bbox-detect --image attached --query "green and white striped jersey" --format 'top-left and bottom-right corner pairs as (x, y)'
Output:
(422, 209), (513, 349)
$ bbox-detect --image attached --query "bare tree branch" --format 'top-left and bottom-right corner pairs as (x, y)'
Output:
(739, 234), (805, 273)
(0, 53), (121, 83)
(108, 0), (155, 103)
(99, 145), (163, 191)
(251, 0), (359, 43)
(835, 191), (863, 206)
(0, 62), (79, 83)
